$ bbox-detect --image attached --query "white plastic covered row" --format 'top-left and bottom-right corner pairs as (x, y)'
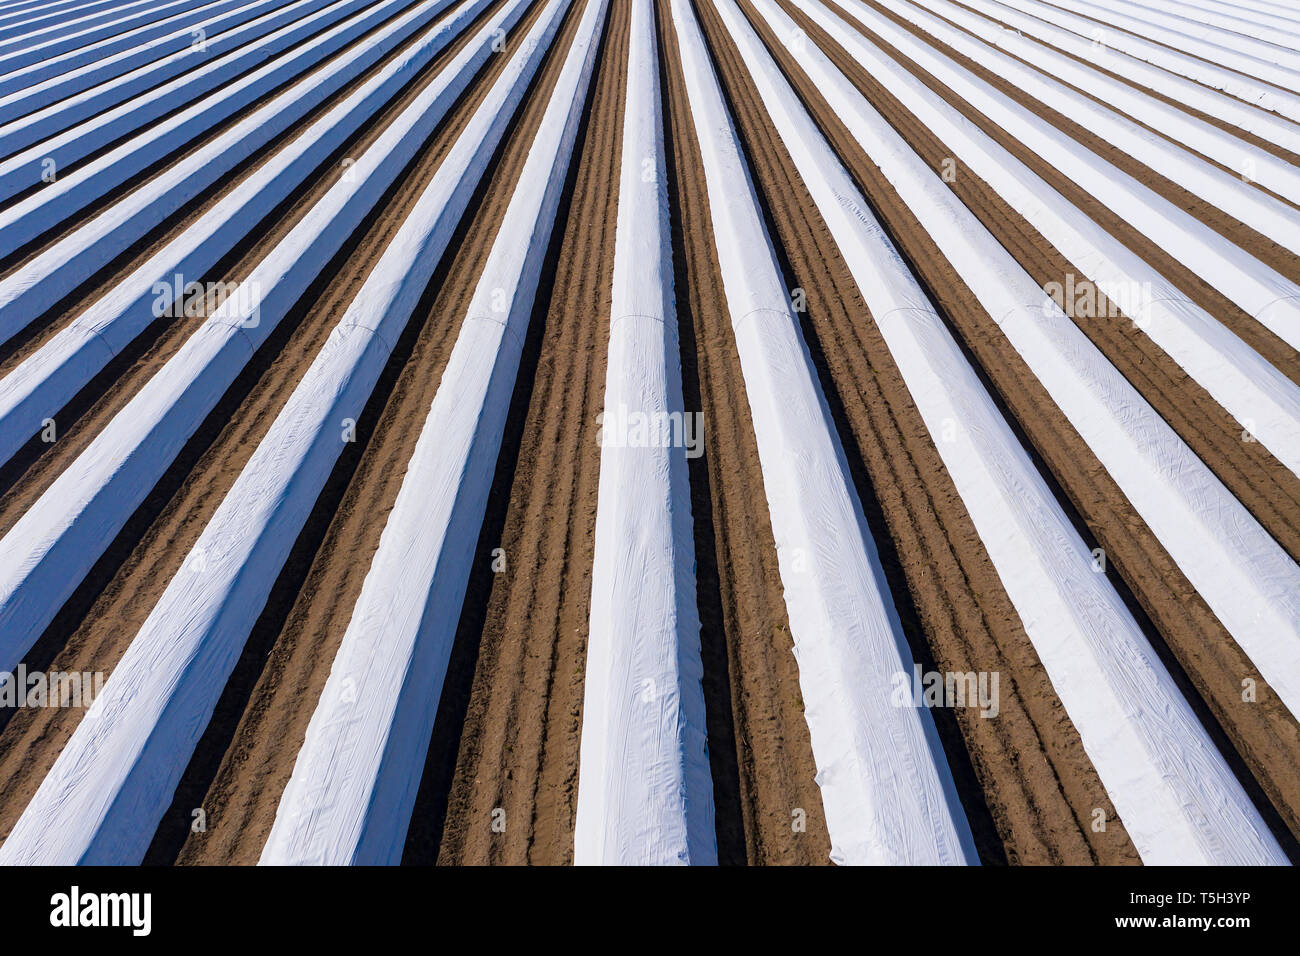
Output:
(0, 0), (486, 471)
(0, 0), (429, 239)
(1133, 0), (1300, 41)
(940, 0), (1300, 148)
(987, 0), (1300, 124)
(0, 0), (124, 38)
(899, 0), (1300, 215)
(0, 0), (193, 49)
(726, 0), (1285, 865)
(0, 0), (350, 137)
(0, 0), (521, 677)
(1226, 0), (1300, 26)
(673, 0), (977, 866)
(263, 0), (610, 867)
(756, 0), (1300, 726)
(0, 0), (444, 333)
(0, 0), (188, 47)
(573, 0), (714, 867)
(0, 0), (570, 867)
(0, 0), (301, 103)
(817, 0), (1300, 474)
(0, 0), (239, 76)
(1063, 0), (1300, 72)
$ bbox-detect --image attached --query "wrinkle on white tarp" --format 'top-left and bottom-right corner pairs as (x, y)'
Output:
(261, 0), (605, 867)
(735, 0), (1286, 866)
(0, 0), (561, 865)
(672, 0), (978, 867)
(573, 0), (715, 867)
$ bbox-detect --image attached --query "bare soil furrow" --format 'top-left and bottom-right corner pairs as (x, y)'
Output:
(431, 0), (623, 866)
(706, 0), (1136, 865)
(773, 0), (1300, 849)
(164, 0), (597, 865)
(0, 0), (551, 844)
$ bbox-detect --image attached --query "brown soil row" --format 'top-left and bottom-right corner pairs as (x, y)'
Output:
(943, 0), (1300, 172)
(0, 0), (506, 521)
(828, 3), (1300, 569)
(769, 0), (1300, 848)
(701, 0), (1136, 864)
(430, 0), (625, 865)
(162, 0), (600, 864)
(0, 0), (552, 845)
(0, 0), (480, 371)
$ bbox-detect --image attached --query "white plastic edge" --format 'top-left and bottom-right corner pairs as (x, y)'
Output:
(763, 0), (1300, 725)
(573, 0), (715, 866)
(734, 0), (1286, 865)
(672, 0), (978, 866)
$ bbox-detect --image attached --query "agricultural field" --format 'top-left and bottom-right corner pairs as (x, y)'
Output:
(0, 0), (1295, 869)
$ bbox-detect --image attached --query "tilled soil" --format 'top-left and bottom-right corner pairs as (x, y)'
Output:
(429, 0), (623, 865)
(0, 0), (1297, 865)
(0, 0), (552, 844)
(703, 0), (1134, 865)
(161, 0), (598, 863)
(767, 0), (1300, 848)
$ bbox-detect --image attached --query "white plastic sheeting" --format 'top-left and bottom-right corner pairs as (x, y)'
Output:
(263, 0), (610, 867)
(0, 0), (191, 47)
(0, 0), (489, 473)
(573, 0), (714, 867)
(0, 0), (125, 40)
(814, 0), (1300, 474)
(0, 0), (352, 142)
(0, 0), (569, 867)
(1025, 0), (1300, 85)
(1225, 0), (1300, 26)
(987, 0), (1300, 123)
(0, 0), (443, 333)
(730, 0), (1286, 865)
(672, 0), (977, 866)
(0, 0), (239, 76)
(893, 0), (1300, 223)
(1060, 0), (1300, 72)
(0, 0), (199, 49)
(0, 0), (305, 105)
(0, 0), (112, 33)
(1133, 0), (1300, 41)
(757, 0), (1300, 727)
(0, 0), (519, 680)
(0, 0), (430, 246)
(940, 0), (1300, 147)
